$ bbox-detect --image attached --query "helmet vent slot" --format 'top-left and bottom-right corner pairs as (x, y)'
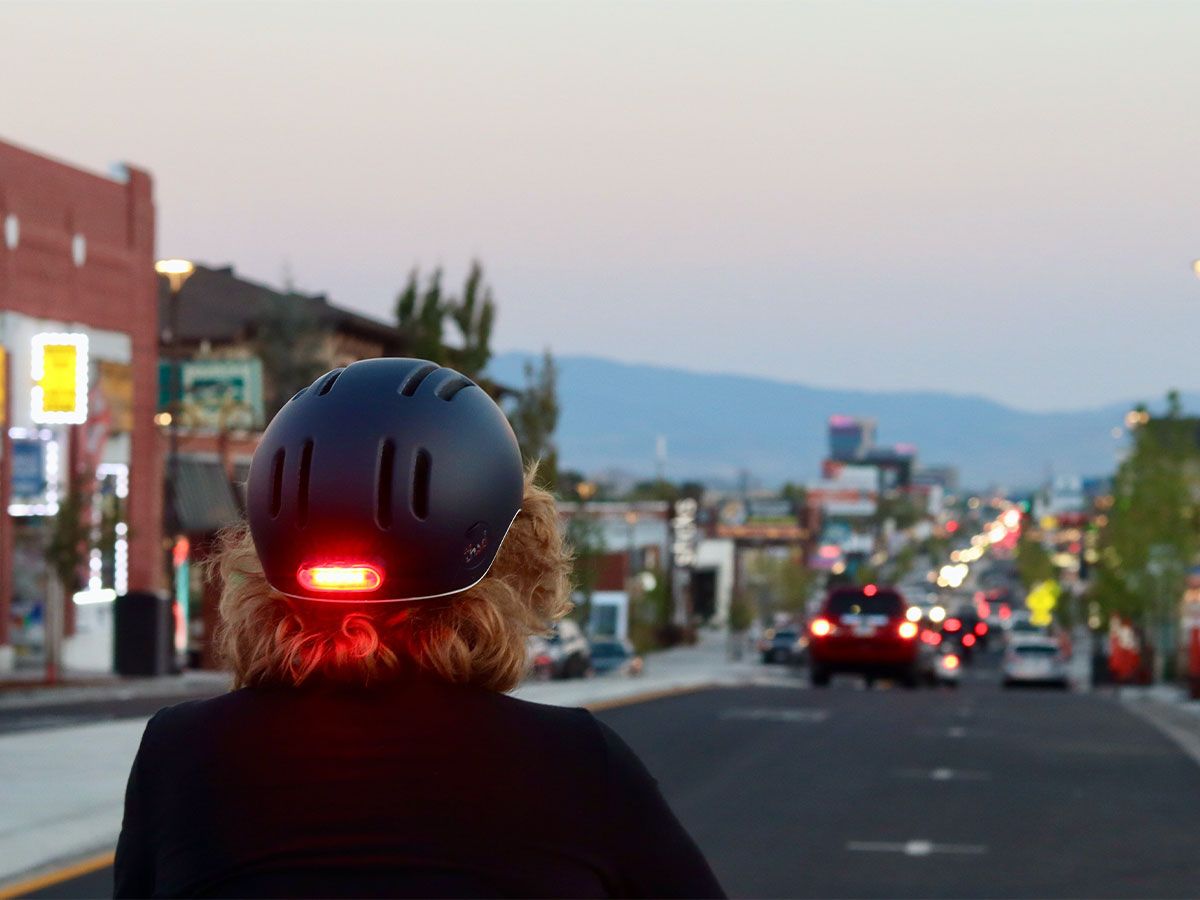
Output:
(376, 439), (396, 529)
(289, 388), (307, 403)
(269, 448), (285, 518)
(435, 375), (473, 401)
(316, 369), (344, 396)
(297, 440), (314, 527)
(399, 363), (438, 397)
(411, 448), (431, 520)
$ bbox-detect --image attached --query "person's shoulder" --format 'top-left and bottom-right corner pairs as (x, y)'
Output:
(143, 688), (262, 739)
(491, 689), (594, 723)
(449, 687), (610, 753)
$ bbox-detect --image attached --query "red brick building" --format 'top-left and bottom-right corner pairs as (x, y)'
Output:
(0, 137), (159, 669)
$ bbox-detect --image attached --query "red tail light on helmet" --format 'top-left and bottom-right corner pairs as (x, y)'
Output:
(297, 564), (384, 593)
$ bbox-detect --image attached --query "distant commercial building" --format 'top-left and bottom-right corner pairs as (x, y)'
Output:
(828, 415), (876, 462)
(0, 137), (159, 671)
(1045, 475), (1085, 516)
(861, 444), (917, 491)
(913, 465), (959, 492)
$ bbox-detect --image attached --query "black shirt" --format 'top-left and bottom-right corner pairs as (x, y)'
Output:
(114, 679), (724, 898)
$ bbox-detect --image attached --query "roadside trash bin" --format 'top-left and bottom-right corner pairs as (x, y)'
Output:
(114, 591), (175, 677)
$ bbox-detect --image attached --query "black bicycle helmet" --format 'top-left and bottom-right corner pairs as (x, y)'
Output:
(246, 357), (524, 602)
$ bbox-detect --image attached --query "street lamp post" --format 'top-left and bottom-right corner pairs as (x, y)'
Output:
(154, 259), (194, 599)
(624, 510), (638, 583)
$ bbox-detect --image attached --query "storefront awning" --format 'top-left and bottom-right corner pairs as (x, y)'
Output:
(171, 458), (242, 534)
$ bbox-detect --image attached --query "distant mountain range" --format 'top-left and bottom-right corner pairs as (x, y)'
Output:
(486, 352), (1166, 490)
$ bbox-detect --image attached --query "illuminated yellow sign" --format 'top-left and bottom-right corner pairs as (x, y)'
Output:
(1026, 580), (1060, 627)
(31, 333), (89, 424)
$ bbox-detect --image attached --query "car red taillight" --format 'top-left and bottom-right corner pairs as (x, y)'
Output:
(975, 622), (988, 636)
(297, 564), (383, 592)
(810, 617), (834, 637)
(898, 621), (918, 639)
(962, 633), (977, 648)
(944, 618), (962, 633)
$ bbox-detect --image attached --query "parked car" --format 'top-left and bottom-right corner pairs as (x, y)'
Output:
(808, 585), (921, 687)
(529, 619), (592, 679)
(759, 627), (802, 664)
(589, 638), (644, 677)
(527, 634), (554, 680)
(1002, 639), (1069, 688)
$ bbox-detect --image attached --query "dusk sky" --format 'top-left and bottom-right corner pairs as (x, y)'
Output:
(3, 1), (1199, 412)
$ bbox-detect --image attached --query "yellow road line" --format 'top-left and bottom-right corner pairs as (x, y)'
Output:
(0, 851), (114, 900)
(586, 682), (717, 711)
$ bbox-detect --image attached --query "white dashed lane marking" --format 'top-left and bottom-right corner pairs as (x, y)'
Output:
(846, 839), (988, 857)
(894, 767), (992, 782)
(720, 707), (829, 723)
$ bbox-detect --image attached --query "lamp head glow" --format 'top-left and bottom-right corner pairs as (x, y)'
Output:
(297, 564), (383, 593)
(156, 258), (195, 292)
(155, 258), (195, 276)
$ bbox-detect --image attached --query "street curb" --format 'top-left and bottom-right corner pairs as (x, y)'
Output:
(1118, 693), (1200, 769)
(0, 850), (114, 899)
(585, 682), (720, 712)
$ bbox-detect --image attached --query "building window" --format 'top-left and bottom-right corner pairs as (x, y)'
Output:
(72, 233), (87, 267)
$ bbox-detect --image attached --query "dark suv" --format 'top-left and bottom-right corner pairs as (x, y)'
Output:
(808, 585), (920, 687)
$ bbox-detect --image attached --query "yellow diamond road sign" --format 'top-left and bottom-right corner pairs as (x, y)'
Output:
(1026, 580), (1060, 627)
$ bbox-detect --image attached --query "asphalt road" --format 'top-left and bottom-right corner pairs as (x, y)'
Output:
(24, 657), (1200, 898)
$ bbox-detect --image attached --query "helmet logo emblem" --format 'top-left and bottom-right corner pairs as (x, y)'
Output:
(464, 523), (490, 569)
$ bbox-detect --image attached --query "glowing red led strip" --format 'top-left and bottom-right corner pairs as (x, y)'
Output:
(297, 564), (383, 592)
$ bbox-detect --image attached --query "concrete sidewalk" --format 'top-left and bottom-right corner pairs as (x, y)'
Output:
(0, 670), (232, 711)
(1117, 683), (1200, 768)
(0, 631), (798, 889)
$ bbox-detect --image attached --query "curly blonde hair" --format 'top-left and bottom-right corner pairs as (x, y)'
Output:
(209, 471), (572, 692)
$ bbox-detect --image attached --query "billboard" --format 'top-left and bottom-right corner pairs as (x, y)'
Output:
(160, 358), (265, 430)
(97, 361), (134, 433)
(11, 439), (46, 499)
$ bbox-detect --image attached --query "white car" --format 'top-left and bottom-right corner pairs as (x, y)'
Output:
(934, 649), (963, 687)
(1002, 639), (1069, 688)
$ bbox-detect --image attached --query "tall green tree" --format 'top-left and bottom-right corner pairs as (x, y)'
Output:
(395, 268), (448, 364)
(448, 261), (495, 379)
(745, 551), (815, 619)
(394, 261), (496, 381)
(1091, 392), (1200, 678)
(566, 495), (606, 630)
(507, 350), (560, 489)
(256, 292), (328, 417)
(1015, 531), (1057, 590)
